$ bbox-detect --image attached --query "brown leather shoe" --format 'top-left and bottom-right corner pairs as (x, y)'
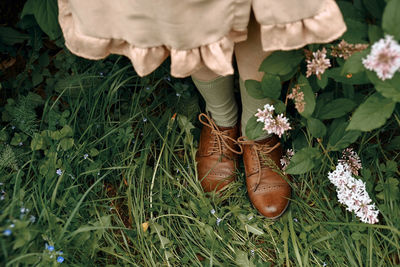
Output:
(238, 135), (291, 219)
(196, 113), (242, 192)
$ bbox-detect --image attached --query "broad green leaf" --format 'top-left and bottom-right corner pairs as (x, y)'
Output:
(21, 0), (62, 40)
(31, 133), (45, 150)
(307, 118), (327, 138)
(297, 75), (315, 118)
(327, 68), (369, 85)
(245, 80), (264, 99)
(318, 98), (356, 120)
(328, 118), (361, 151)
(245, 116), (264, 140)
(273, 100), (286, 114)
(341, 50), (369, 75)
(368, 24), (383, 43)
(316, 72), (329, 89)
(367, 71), (400, 102)
(341, 18), (368, 43)
(261, 73), (281, 99)
(60, 138), (74, 151)
(0, 26), (29, 45)
(347, 93), (396, 131)
(382, 0), (400, 40)
(285, 147), (321, 175)
(259, 50), (304, 76)
(363, 0), (385, 19)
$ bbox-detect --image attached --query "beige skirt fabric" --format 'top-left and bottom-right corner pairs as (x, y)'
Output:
(58, 0), (346, 78)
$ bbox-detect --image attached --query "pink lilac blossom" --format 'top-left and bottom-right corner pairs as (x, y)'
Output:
(255, 104), (291, 138)
(362, 35), (400, 81)
(287, 85), (305, 113)
(306, 48), (331, 79)
(280, 149), (294, 171)
(328, 162), (379, 224)
(338, 148), (362, 176)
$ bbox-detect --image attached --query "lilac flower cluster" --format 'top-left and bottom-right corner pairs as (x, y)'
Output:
(255, 104), (291, 138)
(363, 35), (400, 81)
(338, 148), (362, 176)
(280, 149), (294, 171)
(306, 48), (331, 79)
(328, 162), (379, 224)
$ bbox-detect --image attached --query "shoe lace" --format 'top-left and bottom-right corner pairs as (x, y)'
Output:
(199, 113), (243, 155)
(237, 136), (280, 192)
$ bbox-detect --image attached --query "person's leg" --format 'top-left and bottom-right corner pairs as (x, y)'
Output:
(234, 12), (272, 139)
(191, 66), (241, 192)
(191, 66), (238, 127)
(234, 12), (291, 219)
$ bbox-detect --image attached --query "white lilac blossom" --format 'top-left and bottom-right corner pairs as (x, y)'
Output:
(362, 35), (400, 81)
(328, 162), (379, 224)
(306, 48), (331, 79)
(338, 148), (362, 176)
(280, 149), (294, 171)
(255, 104), (291, 138)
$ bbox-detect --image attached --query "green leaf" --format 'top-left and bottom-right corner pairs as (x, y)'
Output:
(307, 118), (327, 138)
(0, 26), (29, 45)
(235, 250), (255, 267)
(273, 100), (286, 114)
(367, 71), (400, 102)
(328, 118), (361, 151)
(327, 67), (369, 85)
(316, 72), (329, 89)
(297, 75), (315, 118)
(368, 24), (383, 43)
(90, 148), (99, 157)
(261, 74), (281, 99)
(245, 116), (264, 140)
(245, 224), (265, 236)
(318, 98), (356, 120)
(259, 50), (304, 76)
(382, 0), (400, 40)
(363, 0), (385, 19)
(21, 0), (62, 40)
(245, 80), (264, 99)
(60, 138), (74, 151)
(341, 50), (369, 75)
(341, 18), (368, 43)
(285, 147), (321, 175)
(347, 93), (396, 131)
(31, 133), (45, 150)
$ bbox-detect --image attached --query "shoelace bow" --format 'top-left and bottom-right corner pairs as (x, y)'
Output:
(237, 136), (280, 192)
(198, 113), (243, 155)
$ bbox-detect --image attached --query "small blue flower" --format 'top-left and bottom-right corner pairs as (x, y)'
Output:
(250, 249), (255, 256)
(56, 169), (63, 176)
(216, 218), (222, 226)
(48, 245), (55, 252)
(210, 209), (216, 215)
(99, 72), (104, 77)
(164, 76), (171, 82)
(145, 86), (151, 90)
(57, 251), (63, 255)
(248, 215), (253, 221)
(143, 118), (147, 122)
(18, 142), (23, 146)
(83, 154), (89, 159)
(57, 256), (64, 263)
(10, 224), (15, 228)
(3, 229), (11, 236)
(176, 93), (181, 97)
(293, 218), (298, 223)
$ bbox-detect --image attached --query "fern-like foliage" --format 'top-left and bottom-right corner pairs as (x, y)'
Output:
(3, 92), (44, 134)
(0, 145), (18, 171)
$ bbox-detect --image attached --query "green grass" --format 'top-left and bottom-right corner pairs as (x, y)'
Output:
(0, 56), (399, 267)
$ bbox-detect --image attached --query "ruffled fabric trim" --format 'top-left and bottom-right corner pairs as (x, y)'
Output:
(58, 0), (346, 78)
(58, 0), (247, 78)
(259, 0), (347, 52)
